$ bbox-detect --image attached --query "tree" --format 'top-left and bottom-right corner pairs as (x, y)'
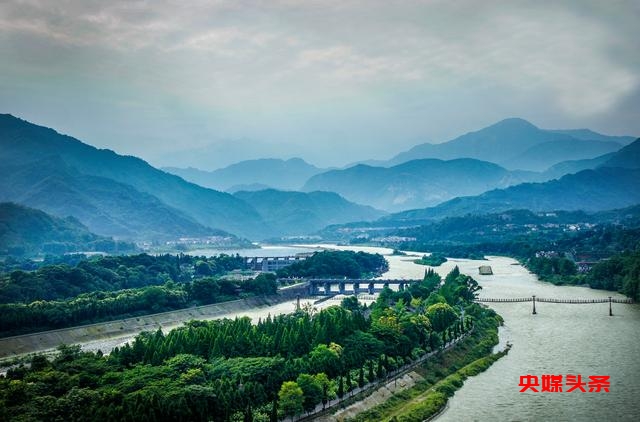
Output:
(340, 296), (360, 312)
(296, 374), (322, 413)
(278, 381), (304, 420)
(308, 343), (342, 378)
(358, 366), (365, 388)
(425, 303), (458, 332)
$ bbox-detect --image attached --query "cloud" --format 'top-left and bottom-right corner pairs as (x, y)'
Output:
(0, 0), (638, 166)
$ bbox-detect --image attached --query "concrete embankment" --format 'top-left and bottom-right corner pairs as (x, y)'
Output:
(0, 286), (308, 359)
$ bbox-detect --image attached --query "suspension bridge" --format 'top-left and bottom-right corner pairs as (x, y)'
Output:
(474, 295), (634, 315)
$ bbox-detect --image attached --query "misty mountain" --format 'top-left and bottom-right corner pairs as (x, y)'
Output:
(302, 158), (530, 212)
(508, 139), (621, 171)
(599, 138), (640, 169)
(0, 156), (221, 240)
(227, 183), (273, 193)
(537, 138), (639, 180)
(386, 167), (640, 222)
(164, 158), (324, 191)
(550, 129), (636, 145)
(541, 153), (616, 181)
(233, 189), (385, 237)
(0, 202), (135, 256)
(385, 118), (627, 170)
(0, 114), (264, 239)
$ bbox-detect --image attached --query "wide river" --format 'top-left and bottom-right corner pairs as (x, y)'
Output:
(299, 245), (640, 422)
(73, 244), (639, 421)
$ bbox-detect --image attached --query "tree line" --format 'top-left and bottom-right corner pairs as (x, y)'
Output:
(0, 253), (246, 304)
(0, 266), (486, 421)
(276, 250), (388, 279)
(393, 224), (640, 300)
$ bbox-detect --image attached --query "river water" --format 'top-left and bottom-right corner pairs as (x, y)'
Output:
(79, 244), (640, 420)
(297, 245), (640, 422)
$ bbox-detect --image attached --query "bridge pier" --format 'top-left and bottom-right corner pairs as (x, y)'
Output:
(324, 282), (331, 295)
(532, 295), (537, 315)
(339, 282), (345, 295)
(368, 283), (375, 295)
(609, 296), (613, 316)
(353, 282), (360, 295)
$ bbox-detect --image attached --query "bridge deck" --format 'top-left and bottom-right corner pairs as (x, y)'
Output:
(475, 297), (633, 304)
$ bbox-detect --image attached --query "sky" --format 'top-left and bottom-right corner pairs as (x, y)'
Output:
(1, 0), (639, 169)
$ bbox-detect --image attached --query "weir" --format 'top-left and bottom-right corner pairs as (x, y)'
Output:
(303, 279), (422, 296)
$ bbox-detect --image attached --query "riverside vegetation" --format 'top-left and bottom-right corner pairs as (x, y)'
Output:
(387, 216), (640, 301)
(0, 265), (503, 421)
(0, 250), (385, 337)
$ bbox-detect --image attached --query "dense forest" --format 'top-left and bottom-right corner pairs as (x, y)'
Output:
(0, 253), (247, 303)
(0, 266), (499, 421)
(276, 250), (388, 279)
(0, 251), (389, 336)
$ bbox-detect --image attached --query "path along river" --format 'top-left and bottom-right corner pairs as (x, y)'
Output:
(321, 245), (640, 422)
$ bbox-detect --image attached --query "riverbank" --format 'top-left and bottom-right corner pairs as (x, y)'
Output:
(0, 285), (313, 362)
(340, 304), (506, 422)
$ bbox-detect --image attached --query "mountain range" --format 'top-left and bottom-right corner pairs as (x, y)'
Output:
(384, 118), (632, 171)
(0, 114), (263, 239)
(0, 114), (380, 241)
(383, 140), (640, 222)
(164, 158), (324, 192)
(1, 114), (637, 246)
(233, 189), (385, 237)
(302, 158), (532, 212)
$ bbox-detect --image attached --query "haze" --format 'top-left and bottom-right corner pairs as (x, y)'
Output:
(1, 0), (638, 169)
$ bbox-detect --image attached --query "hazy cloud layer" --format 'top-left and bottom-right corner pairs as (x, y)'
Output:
(1, 0), (638, 168)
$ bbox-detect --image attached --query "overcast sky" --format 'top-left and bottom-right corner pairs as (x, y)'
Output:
(1, 0), (638, 169)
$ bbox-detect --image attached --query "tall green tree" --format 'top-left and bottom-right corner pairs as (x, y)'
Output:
(278, 381), (304, 420)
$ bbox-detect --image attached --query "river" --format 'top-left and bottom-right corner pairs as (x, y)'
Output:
(63, 244), (640, 420)
(291, 245), (640, 422)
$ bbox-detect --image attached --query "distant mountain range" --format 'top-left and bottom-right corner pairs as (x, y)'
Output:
(0, 114), (262, 239)
(1, 113), (637, 246)
(540, 153), (616, 181)
(0, 202), (133, 255)
(384, 118), (633, 171)
(303, 158), (532, 212)
(233, 189), (385, 237)
(383, 139), (640, 222)
(164, 158), (324, 192)
(0, 114), (379, 241)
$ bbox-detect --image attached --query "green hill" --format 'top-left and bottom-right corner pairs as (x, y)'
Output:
(0, 114), (265, 239)
(0, 202), (134, 256)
